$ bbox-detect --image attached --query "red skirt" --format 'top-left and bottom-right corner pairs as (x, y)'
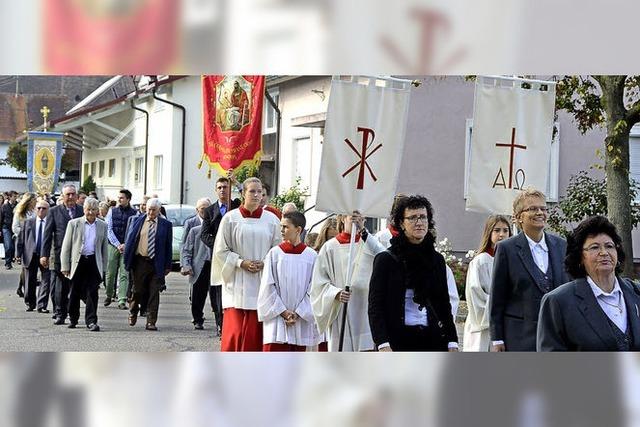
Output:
(263, 343), (307, 352)
(220, 308), (263, 352)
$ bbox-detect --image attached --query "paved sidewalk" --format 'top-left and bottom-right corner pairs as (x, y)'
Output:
(0, 268), (221, 351)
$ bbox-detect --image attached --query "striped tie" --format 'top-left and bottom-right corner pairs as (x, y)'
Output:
(147, 220), (156, 259)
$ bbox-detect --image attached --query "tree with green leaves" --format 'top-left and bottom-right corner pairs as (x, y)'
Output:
(80, 175), (96, 193)
(270, 177), (308, 211)
(556, 76), (640, 276)
(548, 170), (640, 239)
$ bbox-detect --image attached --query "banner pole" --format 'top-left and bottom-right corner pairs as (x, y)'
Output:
(338, 215), (358, 352)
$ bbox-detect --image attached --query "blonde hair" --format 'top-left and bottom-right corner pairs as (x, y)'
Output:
(476, 215), (512, 255)
(313, 217), (339, 252)
(242, 177), (262, 193)
(15, 192), (37, 219)
(512, 188), (546, 218)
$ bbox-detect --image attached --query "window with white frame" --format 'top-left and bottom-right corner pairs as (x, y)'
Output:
(134, 157), (144, 185)
(153, 155), (163, 189)
(263, 88), (279, 134)
(292, 136), (312, 193)
(83, 163), (89, 179)
(108, 159), (116, 177)
(464, 119), (560, 202)
(99, 160), (105, 178)
(90, 162), (96, 177)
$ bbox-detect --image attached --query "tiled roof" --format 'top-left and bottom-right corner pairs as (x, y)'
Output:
(0, 94), (27, 141)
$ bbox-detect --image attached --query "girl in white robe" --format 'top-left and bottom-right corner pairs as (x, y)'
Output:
(212, 178), (281, 351)
(310, 213), (384, 352)
(463, 215), (511, 351)
(258, 211), (319, 351)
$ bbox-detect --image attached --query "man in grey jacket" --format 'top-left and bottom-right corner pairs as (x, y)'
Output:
(60, 198), (108, 331)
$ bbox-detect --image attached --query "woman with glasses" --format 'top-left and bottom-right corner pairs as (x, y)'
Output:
(489, 188), (570, 351)
(463, 215), (512, 351)
(368, 195), (459, 351)
(537, 215), (640, 351)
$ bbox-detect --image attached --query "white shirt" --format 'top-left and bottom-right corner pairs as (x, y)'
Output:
(404, 289), (428, 326)
(81, 220), (97, 256)
(525, 232), (549, 273)
(587, 276), (628, 333)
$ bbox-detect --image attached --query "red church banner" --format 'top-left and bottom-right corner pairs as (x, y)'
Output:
(44, 0), (178, 74)
(201, 75), (265, 175)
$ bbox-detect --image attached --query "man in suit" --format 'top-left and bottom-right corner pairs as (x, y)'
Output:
(201, 176), (241, 334)
(489, 188), (570, 351)
(124, 198), (173, 331)
(16, 199), (51, 312)
(41, 184), (85, 325)
(60, 198), (108, 331)
(180, 198), (211, 266)
(104, 189), (138, 309)
(182, 224), (212, 330)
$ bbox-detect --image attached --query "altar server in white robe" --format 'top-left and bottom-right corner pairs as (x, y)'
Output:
(258, 211), (319, 351)
(311, 212), (384, 352)
(213, 177), (282, 351)
(463, 215), (511, 351)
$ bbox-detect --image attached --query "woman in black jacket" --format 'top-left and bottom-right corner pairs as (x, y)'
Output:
(368, 195), (458, 351)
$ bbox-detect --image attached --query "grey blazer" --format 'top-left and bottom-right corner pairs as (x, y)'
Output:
(41, 204), (84, 270)
(180, 214), (203, 266)
(489, 231), (570, 351)
(181, 225), (211, 286)
(537, 277), (640, 351)
(60, 218), (109, 280)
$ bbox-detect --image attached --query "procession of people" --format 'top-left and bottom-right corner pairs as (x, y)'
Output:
(1, 176), (639, 351)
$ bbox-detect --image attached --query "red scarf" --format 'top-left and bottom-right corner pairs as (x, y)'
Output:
(388, 224), (399, 237)
(486, 247), (495, 257)
(335, 232), (361, 244)
(279, 241), (306, 254)
(239, 206), (263, 219)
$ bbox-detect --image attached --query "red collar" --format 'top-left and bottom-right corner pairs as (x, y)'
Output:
(335, 232), (361, 244)
(279, 241), (306, 254)
(486, 247), (495, 257)
(264, 205), (282, 219)
(239, 206), (263, 219)
(388, 224), (400, 237)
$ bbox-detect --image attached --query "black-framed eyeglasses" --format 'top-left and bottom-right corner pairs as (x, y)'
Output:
(404, 215), (428, 224)
(521, 206), (548, 213)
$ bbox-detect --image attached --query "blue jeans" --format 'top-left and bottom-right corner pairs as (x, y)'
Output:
(2, 227), (14, 267)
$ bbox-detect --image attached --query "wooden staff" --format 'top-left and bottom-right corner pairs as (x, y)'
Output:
(338, 217), (358, 352)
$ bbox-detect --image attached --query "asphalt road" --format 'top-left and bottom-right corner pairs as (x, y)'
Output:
(0, 268), (221, 351)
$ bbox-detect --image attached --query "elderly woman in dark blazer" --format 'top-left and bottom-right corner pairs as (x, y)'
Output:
(537, 216), (640, 351)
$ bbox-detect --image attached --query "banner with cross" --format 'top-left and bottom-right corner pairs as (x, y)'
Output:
(315, 76), (412, 218)
(465, 75), (557, 215)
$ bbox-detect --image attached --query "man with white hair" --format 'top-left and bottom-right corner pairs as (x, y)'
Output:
(41, 184), (84, 325)
(181, 198), (212, 330)
(124, 198), (173, 331)
(180, 198), (211, 266)
(60, 198), (108, 331)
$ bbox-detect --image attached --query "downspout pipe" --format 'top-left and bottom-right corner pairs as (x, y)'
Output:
(131, 100), (150, 195)
(153, 89), (186, 205)
(264, 90), (281, 194)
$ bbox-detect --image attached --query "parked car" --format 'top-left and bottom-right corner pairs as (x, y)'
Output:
(162, 204), (197, 264)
